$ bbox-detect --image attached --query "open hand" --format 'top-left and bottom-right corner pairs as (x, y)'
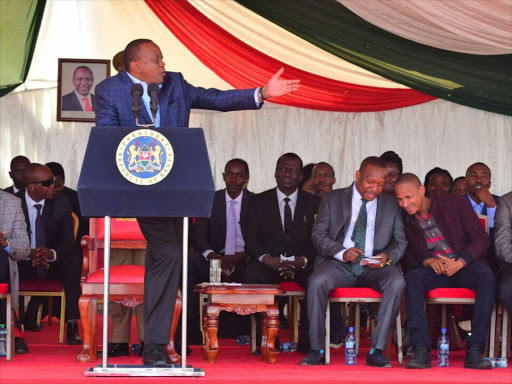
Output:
(263, 68), (300, 99)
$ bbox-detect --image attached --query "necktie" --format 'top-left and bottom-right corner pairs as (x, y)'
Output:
(352, 199), (368, 276)
(284, 197), (293, 256)
(83, 96), (92, 112)
(224, 200), (237, 255)
(34, 204), (48, 278)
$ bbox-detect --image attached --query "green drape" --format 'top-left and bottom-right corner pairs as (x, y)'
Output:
(237, 0), (512, 116)
(0, 0), (46, 97)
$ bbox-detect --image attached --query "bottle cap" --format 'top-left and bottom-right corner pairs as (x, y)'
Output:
(441, 328), (447, 333)
(349, 326), (354, 332)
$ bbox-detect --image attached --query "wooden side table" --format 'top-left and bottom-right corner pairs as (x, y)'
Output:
(195, 284), (283, 364)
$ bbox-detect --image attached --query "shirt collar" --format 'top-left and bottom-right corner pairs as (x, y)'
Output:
(225, 189), (243, 204)
(12, 185), (19, 194)
(467, 195), (484, 209)
(351, 183), (377, 207)
(126, 72), (163, 91)
(276, 188), (298, 205)
(74, 89), (90, 100)
(25, 190), (45, 210)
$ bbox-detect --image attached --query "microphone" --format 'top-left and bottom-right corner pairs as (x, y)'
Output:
(148, 83), (160, 122)
(131, 83), (143, 121)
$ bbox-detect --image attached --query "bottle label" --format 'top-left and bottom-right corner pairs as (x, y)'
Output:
(440, 343), (449, 351)
(345, 342), (354, 348)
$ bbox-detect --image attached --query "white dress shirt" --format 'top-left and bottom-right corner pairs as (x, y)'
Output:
(334, 184), (378, 262)
(25, 191), (57, 261)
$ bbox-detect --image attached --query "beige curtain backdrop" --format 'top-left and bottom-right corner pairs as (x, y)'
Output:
(340, 0), (512, 55)
(1, 88), (511, 196)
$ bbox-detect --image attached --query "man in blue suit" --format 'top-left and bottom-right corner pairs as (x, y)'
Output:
(464, 162), (500, 273)
(95, 38), (299, 366)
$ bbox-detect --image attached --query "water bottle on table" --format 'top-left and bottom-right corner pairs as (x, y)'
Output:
(345, 326), (357, 365)
(0, 324), (6, 357)
(437, 327), (449, 367)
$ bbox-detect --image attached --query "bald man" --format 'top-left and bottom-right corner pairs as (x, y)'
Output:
(16, 164), (82, 345)
(395, 173), (494, 370)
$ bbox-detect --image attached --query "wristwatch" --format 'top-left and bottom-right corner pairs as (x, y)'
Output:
(257, 87), (267, 103)
(301, 256), (308, 269)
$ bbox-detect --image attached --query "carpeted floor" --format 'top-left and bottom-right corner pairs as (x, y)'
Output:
(0, 316), (510, 384)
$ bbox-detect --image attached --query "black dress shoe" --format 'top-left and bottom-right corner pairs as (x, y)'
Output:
(299, 350), (325, 366)
(366, 349), (392, 367)
(66, 322), (82, 345)
(330, 334), (343, 347)
(464, 345), (492, 369)
(15, 337), (28, 354)
(406, 345), (431, 369)
(98, 342), (130, 357)
(143, 344), (168, 367)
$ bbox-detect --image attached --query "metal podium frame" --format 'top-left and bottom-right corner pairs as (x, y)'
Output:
(85, 216), (204, 377)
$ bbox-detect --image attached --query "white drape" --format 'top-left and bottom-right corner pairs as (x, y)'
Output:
(1, 87), (511, 196)
(340, 0), (512, 55)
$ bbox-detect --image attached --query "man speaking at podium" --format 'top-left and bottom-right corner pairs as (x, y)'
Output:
(94, 39), (299, 367)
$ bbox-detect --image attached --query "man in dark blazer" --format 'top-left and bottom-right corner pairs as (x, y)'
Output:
(188, 158), (252, 344)
(94, 38), (299, 366)
(495, 190), (512, 315)
(395, 173), (494, 370)
(464, 162), (500, 273)
(16, 164), (82, 345)
(244, 153), (320, 288)
(61, 66), (96, 111)
(3, 156), (31, 195)
(302, 157), (407, 367)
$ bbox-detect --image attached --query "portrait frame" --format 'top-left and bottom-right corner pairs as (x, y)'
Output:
(57, 58), (110, 122)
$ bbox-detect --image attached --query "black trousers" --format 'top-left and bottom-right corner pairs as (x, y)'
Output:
(405, 263), (495, 349)
(137, 217), (182, 345)
(497, 264), (512, 314)
(18, 252), (82, 321)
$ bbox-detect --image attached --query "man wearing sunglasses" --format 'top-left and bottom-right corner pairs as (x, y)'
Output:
(16, 164), (82, 345)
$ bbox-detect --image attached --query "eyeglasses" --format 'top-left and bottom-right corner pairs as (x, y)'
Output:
(29, 176), (55, 187)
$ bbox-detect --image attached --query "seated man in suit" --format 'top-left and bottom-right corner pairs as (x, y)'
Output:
(45, 162), (89, 245)
(0, 190), (31, 353)
(3, 156), (31, 195)
(495, 190), (512, 315)
(464, 162), (500, 273)
(16, 164), (83, 345)
(61, 66), (96, 111)
(395, 173), (494, 369)
(188, 158), (252, 344)
(302, 156), (407, 367)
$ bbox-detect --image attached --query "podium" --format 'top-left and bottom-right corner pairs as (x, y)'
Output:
(78, 126), (214, 377)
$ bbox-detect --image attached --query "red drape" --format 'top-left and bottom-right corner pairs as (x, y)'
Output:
(145, 0), (436, 112)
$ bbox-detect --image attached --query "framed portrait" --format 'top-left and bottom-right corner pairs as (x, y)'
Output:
(57, 58), (110, 122)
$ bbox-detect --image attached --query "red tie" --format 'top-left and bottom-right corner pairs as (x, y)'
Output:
(83, 96), (92, 112)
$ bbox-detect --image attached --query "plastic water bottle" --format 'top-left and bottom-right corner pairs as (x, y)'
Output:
(345, 326), (357, 365)
(0, 324), (7, 357)
(437, 327), (449, 367)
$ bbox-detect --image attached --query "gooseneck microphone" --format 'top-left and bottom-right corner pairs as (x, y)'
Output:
(148, 83), (160, 123)
(131, 83), (143, 124)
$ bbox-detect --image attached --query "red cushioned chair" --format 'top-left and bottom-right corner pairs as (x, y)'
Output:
(0, 283), (13, 360)
(17, 213), (79, 343)
(325, 287), (403, 365)
(76, 218), (182, 363)
(278, 282), (305, 343)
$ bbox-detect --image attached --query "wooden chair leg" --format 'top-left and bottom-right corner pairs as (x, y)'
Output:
(59, 290), (66, 344)
(76, 296), (96, 363)
(6, 294), (12, 361)
(502, 307), (510, 359)
(489, 303), (496, 358)
(325, 300), (331, 364)
(167, 295), (182, 364)
(293, 297), (300, 343)
(48, 297), (53, 325)
(396, 313), (403, 365)
(355, 304), (360, 355)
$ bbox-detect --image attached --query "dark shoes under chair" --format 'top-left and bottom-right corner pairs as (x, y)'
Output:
(66, 322), (82, 345)
(142, 344), (172, 367)
(15, 337), (28, 354)
(366, 349), (392, 367)
(299, 350), (325, 366)
(97, 342), (130, 358)
(407, 344), (492, 369)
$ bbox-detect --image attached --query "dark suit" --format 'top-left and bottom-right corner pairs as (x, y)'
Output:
(403, 193), (495, 350)
(188, 189), (253, 341)
(16, 191), (82, 321)
(95, 70), (261, 345)
(243, 188), (320, 287)
(464, 193), (500, 273)
(307, 185), (407, 351)
(61, 92), (96, 111)
(3, 186), (15, 195)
